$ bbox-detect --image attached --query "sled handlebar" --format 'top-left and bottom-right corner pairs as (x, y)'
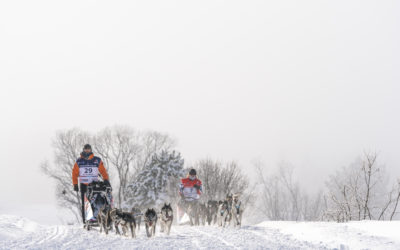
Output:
(88, 186), (112, 194)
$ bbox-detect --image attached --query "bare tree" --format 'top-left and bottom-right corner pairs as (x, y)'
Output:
(255, 161), (323, 221)
(220, 161), (249, 198)
(195, 159), (251, 203)
(324, 152), (397, 222)
(255, 164), (287, 220)
(137, 130), (176, 173)
(194, 158), (222, 201)
(94, 126), (141, 207)
(361, 152), (379, 219)
(41, 128), (91, 222)
(390, 180), (400, 220)
(94, 126), (176, 207)
(278, 162), (301, 220)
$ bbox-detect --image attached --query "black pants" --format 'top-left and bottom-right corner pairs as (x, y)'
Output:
(80, 184), (87, 224)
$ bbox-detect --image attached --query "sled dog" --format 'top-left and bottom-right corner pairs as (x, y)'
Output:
(112, 208), (136, 238)
(232, 194), (243, 227)
(131, 207), (142, 232)
(144, 208), (158, 237)
(198, 202), (207, 226)
(97, 205), (113, 235)
(206, 200), (219, 225)
(217, 200), (230, 227)
(160, 203), (173, 235)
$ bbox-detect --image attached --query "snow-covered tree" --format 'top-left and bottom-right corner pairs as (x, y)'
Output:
(123, 150), (185, 210)
(94, 126), (176, 207)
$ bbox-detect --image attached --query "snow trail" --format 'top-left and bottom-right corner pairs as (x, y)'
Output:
(1, 215), (399, 249)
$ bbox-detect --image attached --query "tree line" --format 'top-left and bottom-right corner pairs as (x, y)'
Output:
(256, 152), (400, 222)
(41, 126), (252, 223)
(42, 126), (399, 223)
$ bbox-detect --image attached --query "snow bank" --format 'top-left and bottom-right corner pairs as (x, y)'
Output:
(255, 220), (400, 249)
(0, 215), (40, 241)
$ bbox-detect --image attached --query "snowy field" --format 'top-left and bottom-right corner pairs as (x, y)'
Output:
(1, 215), (399, 250)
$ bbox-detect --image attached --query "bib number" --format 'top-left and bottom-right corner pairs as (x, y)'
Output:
(79, 165), (99, 183)
(84, 168), (93, 174)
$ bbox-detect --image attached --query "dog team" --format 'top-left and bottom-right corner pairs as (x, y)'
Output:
(183, 193), (244, 228)
(96, 194), (243, 239)
(96, 203), (173, 238)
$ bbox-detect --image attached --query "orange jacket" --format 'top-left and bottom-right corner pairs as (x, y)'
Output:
(72, 154), (109, 185)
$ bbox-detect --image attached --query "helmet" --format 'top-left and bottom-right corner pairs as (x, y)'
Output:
(83, 144), (92, 150)
(189, 169), (196, 176)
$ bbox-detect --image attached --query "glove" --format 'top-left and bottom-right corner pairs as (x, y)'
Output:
(104, 179), (111, 187)
(73, 184), (79, 192)
(193, 184), (200, 190)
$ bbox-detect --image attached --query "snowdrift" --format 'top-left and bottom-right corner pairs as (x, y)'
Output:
(254, 220), (400, 249)
(0, 215), (40, 241)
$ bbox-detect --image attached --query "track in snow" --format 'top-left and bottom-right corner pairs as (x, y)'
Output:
(0, 215), (326, 250)
(2, 215), (400, 249)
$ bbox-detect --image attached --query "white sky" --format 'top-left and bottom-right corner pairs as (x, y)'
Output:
(0, 0), (399, 222)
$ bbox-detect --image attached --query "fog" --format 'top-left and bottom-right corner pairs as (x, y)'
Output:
(0, 0), (399, 223)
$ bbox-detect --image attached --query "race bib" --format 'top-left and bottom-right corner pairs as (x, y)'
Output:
(183, 187), (199, 200)
(79, 165), (99, 183)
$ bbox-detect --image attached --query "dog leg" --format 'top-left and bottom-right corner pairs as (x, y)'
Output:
(145, 224), (151, 238)
(122, 223), (127, 236)
(104, 214), (109, 234)
(167, 222), (171, 235)
(115, 221), (121, 235)
(133, 222), (136, 238)
(102, 214), (106, 234)
(99, 217), (103, 234)
(129, 222), (135, 239)
(104, 221), (108, 234)
(160, 221), (164, 233)
(223, 214), (227, 228)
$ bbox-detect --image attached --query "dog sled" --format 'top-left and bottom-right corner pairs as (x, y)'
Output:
(83, 181), (113, 230)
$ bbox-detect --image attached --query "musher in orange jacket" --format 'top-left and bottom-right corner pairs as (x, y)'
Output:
(72, 144), (111, 224)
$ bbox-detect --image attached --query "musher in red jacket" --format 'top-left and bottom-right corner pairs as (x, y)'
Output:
(178, 169), (203, 222)
(179, 169), (203, 201)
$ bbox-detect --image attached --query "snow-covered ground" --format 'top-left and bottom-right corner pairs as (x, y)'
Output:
(1, 214), (399, 250)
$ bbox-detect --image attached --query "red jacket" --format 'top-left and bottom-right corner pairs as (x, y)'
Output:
(180, 177), (203, 198)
